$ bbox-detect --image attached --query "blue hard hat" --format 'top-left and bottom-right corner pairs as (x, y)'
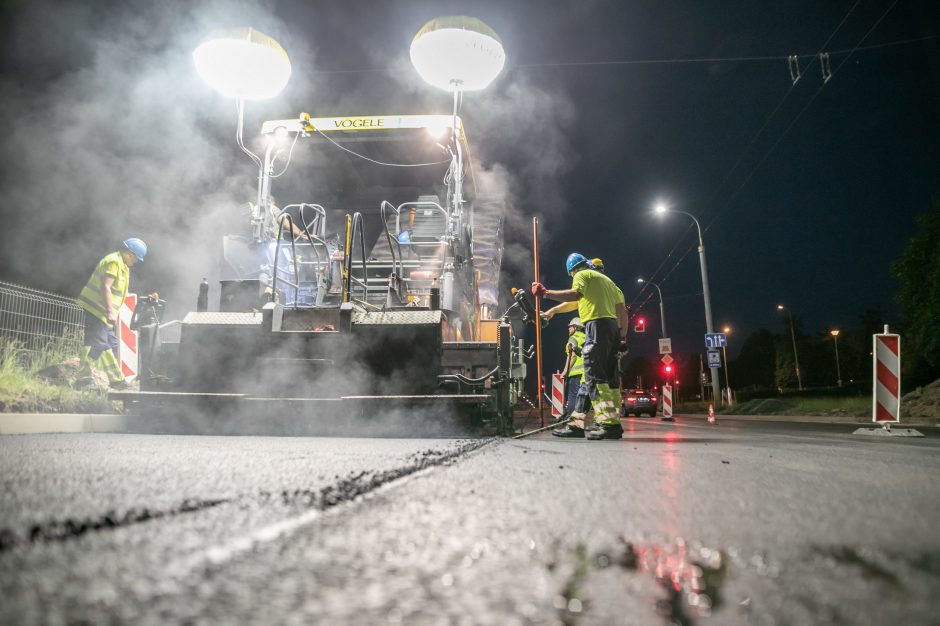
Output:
(123, 238), (147, 262)
(565, 252), (589, 274)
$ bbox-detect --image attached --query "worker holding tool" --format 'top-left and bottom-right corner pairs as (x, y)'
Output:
(559, 317), (590, 420)
(76, 238), (147, 389)
(533, 252), (629, 439)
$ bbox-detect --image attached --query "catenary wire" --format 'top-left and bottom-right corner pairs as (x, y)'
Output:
(639, 0), (871, 297)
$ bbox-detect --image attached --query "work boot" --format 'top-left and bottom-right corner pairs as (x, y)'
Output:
(586, 422), (624, 440)
(552, 424), (585, 438)
(109, 379), (133, 390)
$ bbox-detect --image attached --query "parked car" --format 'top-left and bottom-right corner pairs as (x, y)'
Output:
(620, 388), (658, 417)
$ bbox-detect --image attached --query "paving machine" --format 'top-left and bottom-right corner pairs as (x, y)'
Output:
(112, 113), (535, 433)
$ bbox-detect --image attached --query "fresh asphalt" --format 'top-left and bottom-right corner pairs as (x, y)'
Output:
(1, 416), (938, 625)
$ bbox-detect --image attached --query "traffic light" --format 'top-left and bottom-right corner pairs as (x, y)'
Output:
(663, 363), (673, 376)
(634, 317), (647, 333)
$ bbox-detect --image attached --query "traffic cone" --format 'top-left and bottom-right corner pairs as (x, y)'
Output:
(707, 403), (716, 425)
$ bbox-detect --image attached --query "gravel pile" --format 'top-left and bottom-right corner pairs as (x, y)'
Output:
(901, 378), (940, 418)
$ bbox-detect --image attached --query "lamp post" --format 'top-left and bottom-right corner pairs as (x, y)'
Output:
(830, 329), (843, 387)
(722, 325), (733, 405)
(636, 278), (667, 337)
(193, 27), (292, 242)
(654, 203), (721, 405)
(410, 17), (505, 220)
(776, 304), (803, 391)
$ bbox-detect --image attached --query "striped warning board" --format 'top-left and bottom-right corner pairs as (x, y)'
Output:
(119, 294), (138, 381)
(551, 373), (565, 418)
(662, 384), (674, 420)
(872, 330), (900, 422)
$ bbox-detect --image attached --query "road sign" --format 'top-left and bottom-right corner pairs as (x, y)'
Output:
(661, 354), (674, 366)
(658, 338), (672, 354)
(551, 374), (565, 418)
(872, 331), (900, 423)
(707, 349), (721, 368)
(705, 333), (727, 348)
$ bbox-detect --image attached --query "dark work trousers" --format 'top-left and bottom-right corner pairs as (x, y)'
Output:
(564, 376), (581, 415)
(576, 317), (619, 411)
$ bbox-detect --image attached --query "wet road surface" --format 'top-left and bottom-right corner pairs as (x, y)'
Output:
(1, 417), (938, 625)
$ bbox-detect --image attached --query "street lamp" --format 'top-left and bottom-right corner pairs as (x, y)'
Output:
(830, 329), (843, 387)
(636, 278), (667, 337)
(654, 202), (722, 405)
(722, 325), (733, 405)
(776, 304), (803, 391)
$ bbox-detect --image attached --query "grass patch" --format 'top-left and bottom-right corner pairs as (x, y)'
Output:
(0, 340), (115, 414)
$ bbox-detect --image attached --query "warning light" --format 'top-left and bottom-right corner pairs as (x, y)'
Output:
(664, 364), (673, 374)
(634, 317), (647, 333)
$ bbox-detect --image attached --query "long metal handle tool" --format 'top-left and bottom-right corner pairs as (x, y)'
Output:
(512, 417), (568, 439)
(532, 216), (544, 427)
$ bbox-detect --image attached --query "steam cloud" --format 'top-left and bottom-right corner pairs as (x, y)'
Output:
(0, 0), (577, 433)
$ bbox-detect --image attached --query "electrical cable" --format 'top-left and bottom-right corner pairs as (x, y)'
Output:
(269, 131), (301, 178)
(313, 127), (451, 167)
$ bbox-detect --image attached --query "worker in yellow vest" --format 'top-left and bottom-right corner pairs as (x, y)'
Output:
(560, 317), (591, 420)
(534, 252), (629, 439)
(75, 238), (147, 389)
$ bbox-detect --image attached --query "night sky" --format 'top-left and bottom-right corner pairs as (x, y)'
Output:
(0, 0), (937, 374)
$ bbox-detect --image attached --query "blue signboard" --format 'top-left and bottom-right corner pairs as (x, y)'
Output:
(707, 349), (722, 368)
(705, 333), (727, 348)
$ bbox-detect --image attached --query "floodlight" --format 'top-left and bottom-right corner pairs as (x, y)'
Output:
(193, 27), (291, 100)
(410, 16), (505, 91)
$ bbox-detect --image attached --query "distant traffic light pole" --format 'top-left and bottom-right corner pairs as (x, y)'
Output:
(722, 325), (733, 405)
(654, 203), (721, 405)
(637, 278), (667, 337)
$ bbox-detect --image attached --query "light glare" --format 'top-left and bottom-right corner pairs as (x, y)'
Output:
(410, 18), (506, 91)
(193, 28), (291, 100)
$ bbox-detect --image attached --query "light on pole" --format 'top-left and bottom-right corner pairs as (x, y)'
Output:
(777, 304), (803, 391)
(636, 278), (667, 337)
(193, 27), (292, 241)
(830, 329), (843, 387)
(654, 202), (722, 405)
(722, 325), (733, 405)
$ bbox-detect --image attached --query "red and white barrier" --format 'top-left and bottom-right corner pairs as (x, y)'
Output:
(551, 373), (565, 418)
(873, 328), (901, 423)
(119, 294), (138, 381)
(662, 384), (673, 420)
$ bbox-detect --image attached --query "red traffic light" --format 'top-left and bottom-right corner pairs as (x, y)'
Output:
(634, 317), (647, 333)
(664, 364), (673, 374)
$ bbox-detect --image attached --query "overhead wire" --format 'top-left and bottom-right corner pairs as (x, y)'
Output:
(301, 33), (939, 75)
(699, 0), (901, 238)
(637, 0), (874, 300)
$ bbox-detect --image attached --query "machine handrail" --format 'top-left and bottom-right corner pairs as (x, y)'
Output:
(395, 201), (448, 238)
(342, 212), (369, 304)
(272, 215), (302, 306)
(380, 200), (404, 278)
(279, 203), (327, 239)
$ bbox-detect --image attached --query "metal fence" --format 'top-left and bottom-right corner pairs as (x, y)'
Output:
(0, 281), (85, 367)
